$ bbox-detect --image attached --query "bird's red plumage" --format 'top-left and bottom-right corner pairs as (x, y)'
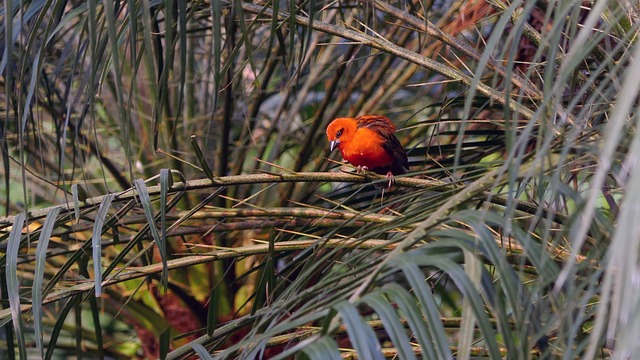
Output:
(326, 115), (408, 176)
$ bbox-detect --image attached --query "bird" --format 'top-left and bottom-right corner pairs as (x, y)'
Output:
(326, 115), (408, 187)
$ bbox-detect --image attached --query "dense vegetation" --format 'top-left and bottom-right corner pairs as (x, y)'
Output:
(1, 0), (638, 358)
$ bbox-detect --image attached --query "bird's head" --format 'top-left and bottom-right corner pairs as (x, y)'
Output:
(326, 118), (357, 152)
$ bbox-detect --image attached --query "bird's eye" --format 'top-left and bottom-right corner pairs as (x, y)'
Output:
(336, 129), (343, 138)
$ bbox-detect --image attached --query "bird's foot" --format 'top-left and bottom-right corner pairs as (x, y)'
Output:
(385, 170), (395, 189)
(356, 165), (369, 173)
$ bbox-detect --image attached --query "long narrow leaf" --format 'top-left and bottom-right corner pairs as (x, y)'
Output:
(44, 295), (81, 360)
(458, 249), (481, 360)
(93, 194), (114, 297)
(383, 283), (437, 359)
(363, 292), (417, 360)
(207, 283), (220, 337)
(190, 136), (215, 180)
(102, 0), (133, 180)
(160, 326), (171, 360)
(71, 184), (81, 223)
(33, 207), (62, 358)
(403, 250), (502, 358)
(334, 301), (384, 360)
(6, 212), (26, 359)
(301, 336), (342, 360)
(134, 178), (168, 292)
(160, 168), (171, 282)
(191, 343), (213, 360)
(393, 259), (453, 360)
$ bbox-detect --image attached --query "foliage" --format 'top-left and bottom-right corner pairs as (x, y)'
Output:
(0, 0), (638, 358)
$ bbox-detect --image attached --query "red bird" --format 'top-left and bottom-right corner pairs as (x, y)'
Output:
(326, 115), (408, 186)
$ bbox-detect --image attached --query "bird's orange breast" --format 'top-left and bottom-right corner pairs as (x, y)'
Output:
(338, 127), (393, 169)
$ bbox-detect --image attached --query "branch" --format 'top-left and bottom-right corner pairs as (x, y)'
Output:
(50, 207), (400, 236)
(0, 171), (450, 229)
(0, 238), (395, 322)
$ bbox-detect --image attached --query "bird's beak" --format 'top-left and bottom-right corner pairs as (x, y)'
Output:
(330, 140), (339, 151)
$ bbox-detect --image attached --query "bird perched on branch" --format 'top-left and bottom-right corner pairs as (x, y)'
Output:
(326, 115), (408, 187)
